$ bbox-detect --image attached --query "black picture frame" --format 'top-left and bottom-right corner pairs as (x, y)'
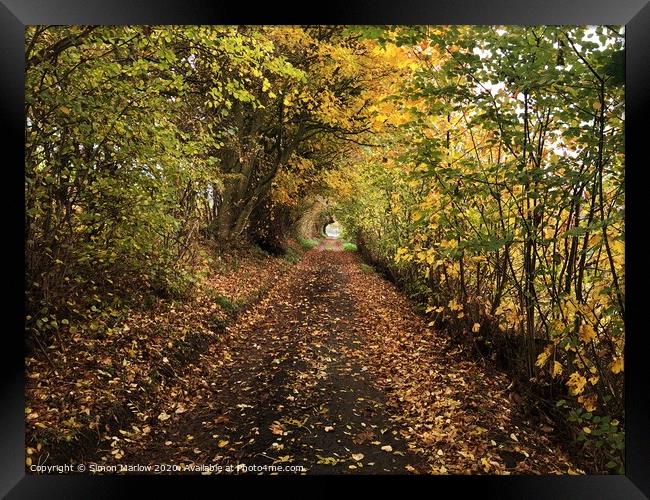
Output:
(3, 1), (648, 497)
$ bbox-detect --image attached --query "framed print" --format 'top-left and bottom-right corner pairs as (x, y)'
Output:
(3, 0), (649, 497)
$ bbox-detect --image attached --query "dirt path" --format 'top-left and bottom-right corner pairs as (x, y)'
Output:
(320, 237), (343, 251)
(123, 242), (577, 474)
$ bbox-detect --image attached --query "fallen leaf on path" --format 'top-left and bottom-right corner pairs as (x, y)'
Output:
(270, 421), (284, 435)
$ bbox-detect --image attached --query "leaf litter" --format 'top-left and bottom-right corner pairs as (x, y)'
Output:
(26, 241), (579, 474)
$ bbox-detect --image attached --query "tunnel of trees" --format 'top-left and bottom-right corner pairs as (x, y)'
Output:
(25, 25), (625, 474)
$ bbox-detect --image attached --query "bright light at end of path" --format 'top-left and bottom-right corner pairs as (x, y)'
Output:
(325, 222), (341, 238)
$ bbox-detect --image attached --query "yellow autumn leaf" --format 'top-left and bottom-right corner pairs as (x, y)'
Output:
(471, 323), (481, 333)
(566, 372), (587, 395)
(536, 349), (550, 368)
(579, 394), (597, 412)
(552, 361), (563, 378)
(579, 324), (596, 342)
(448, 298), (463, 311)
(610, 357), (624, 374)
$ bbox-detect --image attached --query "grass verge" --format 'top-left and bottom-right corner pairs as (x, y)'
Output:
(298, 237), (320, 250)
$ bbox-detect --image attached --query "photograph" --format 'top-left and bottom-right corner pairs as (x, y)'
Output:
(22, 23), (628, 478)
